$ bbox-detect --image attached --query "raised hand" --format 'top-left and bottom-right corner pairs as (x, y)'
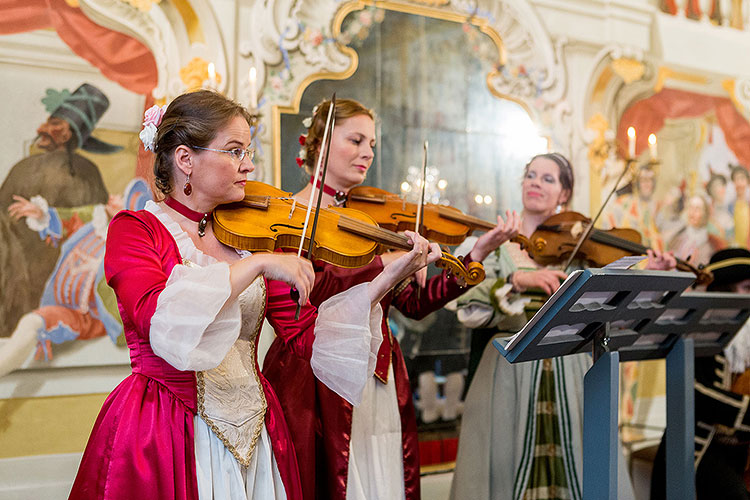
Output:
(469, 210), (520, 262)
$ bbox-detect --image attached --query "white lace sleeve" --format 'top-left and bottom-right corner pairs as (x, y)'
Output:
(150, 262), (241, 371)
(310, 282), (383, 406)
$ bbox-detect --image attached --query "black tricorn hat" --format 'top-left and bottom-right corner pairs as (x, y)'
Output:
(42, 83), (122, 154)
(705, 248), (750, 291)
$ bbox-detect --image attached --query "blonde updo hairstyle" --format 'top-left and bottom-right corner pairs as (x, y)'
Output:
(152, 90), (252, 195)
(301, 98), (374, 175)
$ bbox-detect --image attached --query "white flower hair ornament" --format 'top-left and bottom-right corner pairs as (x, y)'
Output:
(296, 104), (321, 167)
(139, 104), (167, 152)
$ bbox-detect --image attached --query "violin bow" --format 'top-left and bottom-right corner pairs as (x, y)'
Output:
(561, 158), (635, 270)
(413, 140), (429, 297)
(415, 140), (428, 236)
(292, 94), (336, 318)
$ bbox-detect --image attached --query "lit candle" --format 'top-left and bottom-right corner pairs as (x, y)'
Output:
(249, 67), (258, 110)
(627, 127), (636, 158)
(648, 133), (657, 160)
(207, 62), (216, 89)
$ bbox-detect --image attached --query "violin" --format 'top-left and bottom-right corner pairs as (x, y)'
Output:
(512, 211), (713, 285)
(213, 182), (486, 286)
(346, 186), (496, 246)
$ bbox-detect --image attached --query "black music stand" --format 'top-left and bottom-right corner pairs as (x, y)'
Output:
(491, 268), (750, 499)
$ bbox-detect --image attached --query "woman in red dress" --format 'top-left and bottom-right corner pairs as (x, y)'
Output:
(262, 98), (519, 500)
(68, 90), (438, 500)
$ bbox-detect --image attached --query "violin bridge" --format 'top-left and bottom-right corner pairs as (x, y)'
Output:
(288, 199), (297, 219)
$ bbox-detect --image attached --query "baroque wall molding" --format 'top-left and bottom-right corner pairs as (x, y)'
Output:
(79, 0), (229, 100)
(241, 0), (572, 181)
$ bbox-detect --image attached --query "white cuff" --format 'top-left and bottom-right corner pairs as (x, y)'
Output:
(494, 283), (530, 316)
(150, 262), (241, 371)
(24, 195), (50, 232)
(311, 282), (383, 406)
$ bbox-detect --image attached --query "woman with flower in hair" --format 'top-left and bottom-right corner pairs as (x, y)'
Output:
(262, 98), (519, 500)
(68, 90), (439, 500)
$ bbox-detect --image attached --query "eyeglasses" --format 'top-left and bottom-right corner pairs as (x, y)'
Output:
(192, 145), (255, 163)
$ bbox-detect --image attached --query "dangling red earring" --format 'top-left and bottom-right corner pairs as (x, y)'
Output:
(183, 173), (192, 196)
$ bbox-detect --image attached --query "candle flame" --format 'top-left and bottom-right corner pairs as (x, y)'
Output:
(627, 127), (635, 139)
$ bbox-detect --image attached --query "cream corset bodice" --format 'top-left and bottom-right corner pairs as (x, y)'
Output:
(197, 276), (267, 466)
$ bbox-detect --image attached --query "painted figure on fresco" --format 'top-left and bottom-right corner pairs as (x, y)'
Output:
(665, 194), (726, 266)
(605, 165), (666, 250)
(0, 179), (151, 377)
(0, 83), (120, 337)
(730, 165), (750, 248)
(706, 172), (734, 243)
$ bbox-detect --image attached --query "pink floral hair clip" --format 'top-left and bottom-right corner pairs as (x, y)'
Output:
(139, 104), (167, 152)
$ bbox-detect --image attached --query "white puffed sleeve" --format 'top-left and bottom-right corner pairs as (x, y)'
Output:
(150, 262), (241, 371)
(310, 282), (383, 406)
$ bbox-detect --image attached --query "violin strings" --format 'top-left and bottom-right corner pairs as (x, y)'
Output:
(544, 222), (649, 255)
(337, 214), (410, 248)
(590, 230), (648, 254)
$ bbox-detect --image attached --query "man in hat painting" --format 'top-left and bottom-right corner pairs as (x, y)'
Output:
(0, 83), (119, 337)
(651, 247), (750, 500)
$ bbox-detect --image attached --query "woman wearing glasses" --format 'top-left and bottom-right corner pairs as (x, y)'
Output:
(68, 91), (438, 500)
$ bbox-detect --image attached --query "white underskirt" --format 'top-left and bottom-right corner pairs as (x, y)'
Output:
(346, 364), (406, 500)
(194, 416), (287, 500)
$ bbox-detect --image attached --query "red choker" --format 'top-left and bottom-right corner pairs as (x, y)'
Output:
(310, 177), (347, 206)
(163, 196), (211, 237)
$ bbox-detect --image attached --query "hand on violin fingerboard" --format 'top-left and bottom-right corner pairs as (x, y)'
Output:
(380, 250), (427, 288)
(469, 210), (520, 262)
(369, 231), (441, 305)
(644, 249), (677, 271)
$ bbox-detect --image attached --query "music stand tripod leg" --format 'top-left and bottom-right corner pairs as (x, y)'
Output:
(665, 337), (695, 500)
(583, 324), (619, 499)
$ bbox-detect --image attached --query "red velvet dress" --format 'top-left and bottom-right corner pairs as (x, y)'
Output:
(68, 209), (325, 500)
(263, 255), (475, 500)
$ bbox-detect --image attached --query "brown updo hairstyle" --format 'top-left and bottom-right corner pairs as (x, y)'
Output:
(152, 90), (252, 195)
(524, 152), (575, 205)
(301, 98), (374, 174)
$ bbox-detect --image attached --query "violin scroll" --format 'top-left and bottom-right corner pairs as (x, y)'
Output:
(434, 253), (485, 286)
